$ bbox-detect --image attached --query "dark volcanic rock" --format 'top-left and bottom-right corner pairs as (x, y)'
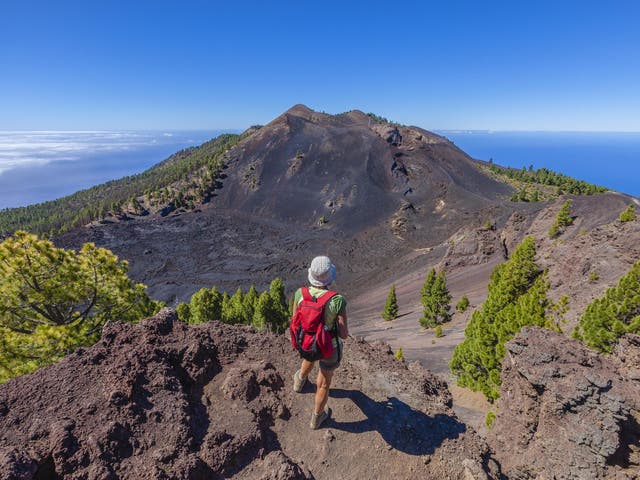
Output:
(615, 334), (640, 382)
(0, 309), (494, 480)
(490, 327), (640, 480)
(0, 309), (305, 480)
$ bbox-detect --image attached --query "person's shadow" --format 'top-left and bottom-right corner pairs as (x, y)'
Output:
(327, 388), (466, 456)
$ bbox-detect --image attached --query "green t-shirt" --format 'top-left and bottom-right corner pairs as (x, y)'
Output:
(294, 286), (347, 335)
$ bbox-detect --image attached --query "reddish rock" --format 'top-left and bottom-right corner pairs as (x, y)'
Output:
(490, 327), (640, 480)
(0, 309), (493, 479)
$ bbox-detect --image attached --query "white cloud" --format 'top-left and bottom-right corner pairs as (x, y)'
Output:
(0, 131), (166, 171)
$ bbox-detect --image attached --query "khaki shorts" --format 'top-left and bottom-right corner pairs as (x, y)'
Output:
(319, 343), (342, 372)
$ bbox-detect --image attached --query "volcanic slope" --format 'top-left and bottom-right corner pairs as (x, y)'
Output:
(211, 104), (514, 234)
(57, 104), (522, 302)
(0, 310), (498, 480)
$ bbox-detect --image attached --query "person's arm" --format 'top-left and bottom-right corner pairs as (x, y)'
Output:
(337, 310), (348, 339)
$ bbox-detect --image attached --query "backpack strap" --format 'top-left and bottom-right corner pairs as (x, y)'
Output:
(300, 286), (336, 305)
(315, 290), (337, 307)
(301, 286), (314, 302)
(316, 290), (339, 339)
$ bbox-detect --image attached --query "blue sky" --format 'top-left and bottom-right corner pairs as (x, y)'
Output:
(2, 0), (639, 131)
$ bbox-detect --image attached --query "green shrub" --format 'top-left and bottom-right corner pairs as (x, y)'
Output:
(394, 348), (404, 361)
(620, 204), (636, 222)
(176, 302), (191, 322)
(574, 260), (640, 353)
(434, 325), (443, 337)
(485, 411), (497, 429)
(456, 295), (470, 312)
(183, 278), (289, 332)
(189, 287), (222, 324)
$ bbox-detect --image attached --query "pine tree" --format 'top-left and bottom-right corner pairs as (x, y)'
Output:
(421, 268), (436, 299)
(189, 287), (222, 324)
(268, 278), (289, 332)
(219, 292), (231, 323)
(419, 268), (437, 326)
(530, 189), (540, 202)
(244, 285), (259, 319)
(432, 271), (452, 323)
(225, 287), (249, 324)
(450, 236), (555, 401)
(419, 269), (451, 328)
(0, 231), (159, 383)
(252, 292), (271, 330)
(382, 284), (399, 321)
(252, 291), (282, 332)
(573, 260), (640, 353)
(549, 199), (573, 238)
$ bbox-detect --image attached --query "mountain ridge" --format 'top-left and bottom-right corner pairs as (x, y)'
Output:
(1, 104), (620, 240)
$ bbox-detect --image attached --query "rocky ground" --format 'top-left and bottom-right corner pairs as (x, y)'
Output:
(2, 311), (639, 479)
(491, 327), (640, 479)
(348, 191), (640, 431)
(0, 310), (496, 480)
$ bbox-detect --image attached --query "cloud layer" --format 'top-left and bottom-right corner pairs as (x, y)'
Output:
(0, 130), (221, 208)
(0, 131), (189, 174)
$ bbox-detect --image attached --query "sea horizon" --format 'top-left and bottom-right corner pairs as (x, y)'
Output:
(0, 128), (638, 210)
(438, 130), (640, 198)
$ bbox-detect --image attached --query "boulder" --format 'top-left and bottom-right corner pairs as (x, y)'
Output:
(490, 327), (640, 480)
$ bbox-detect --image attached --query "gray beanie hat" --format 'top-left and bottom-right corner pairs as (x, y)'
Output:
(308, 256), (336, 287)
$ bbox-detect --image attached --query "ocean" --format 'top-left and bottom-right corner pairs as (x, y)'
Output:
(0, 130), (638, 210)
(0, 130), (229, 209)
(438, 131), (640, 197)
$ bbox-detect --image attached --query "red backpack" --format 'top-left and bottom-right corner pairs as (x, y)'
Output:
(290, 287), (337, 361)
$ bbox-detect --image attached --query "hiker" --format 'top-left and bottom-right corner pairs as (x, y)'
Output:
(290, 256), (348, 430)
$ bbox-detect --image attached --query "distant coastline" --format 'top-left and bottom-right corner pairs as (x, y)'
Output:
(438, 130), (640, 197)
(0, 129), (637, 210)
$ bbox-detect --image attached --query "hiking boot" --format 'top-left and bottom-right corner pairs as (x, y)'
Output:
(310, 409), (330, 430)
(293, 369), (306, 393)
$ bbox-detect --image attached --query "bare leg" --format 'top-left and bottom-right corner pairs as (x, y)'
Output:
(314, 368), (334, 414)
(300, 359), (314, 379)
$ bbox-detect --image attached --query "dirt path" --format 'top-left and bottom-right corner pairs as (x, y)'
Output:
(348, 259), (500, 433)
(267, 336), (490, 480)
